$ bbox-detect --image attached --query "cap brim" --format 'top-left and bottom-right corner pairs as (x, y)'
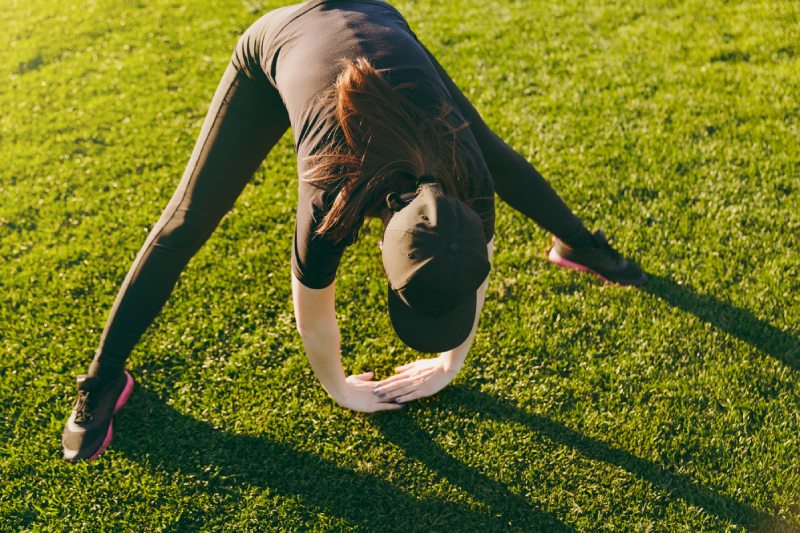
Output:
(387, 284), (477, 353)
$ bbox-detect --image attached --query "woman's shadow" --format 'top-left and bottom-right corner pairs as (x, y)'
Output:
(115, 386), (570, 531)
(115, 382), (786, 531)
(640, 274), (799, 370)
(111, 275), (795, 530)
(374, 386), (786, 531)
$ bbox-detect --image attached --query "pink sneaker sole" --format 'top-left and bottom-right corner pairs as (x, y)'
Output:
(548, 246), (612, 284)
(85, 371), (135, 462)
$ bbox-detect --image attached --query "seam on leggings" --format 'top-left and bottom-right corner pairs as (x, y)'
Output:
(103, 67), (242, 349)
(149, 66), (240, 236)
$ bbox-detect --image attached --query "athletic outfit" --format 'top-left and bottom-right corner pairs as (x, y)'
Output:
(64, 0), (644, 461)
(84, 0), (590, 382)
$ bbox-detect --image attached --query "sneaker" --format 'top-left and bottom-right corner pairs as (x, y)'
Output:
(62, 371), (134, 463)
(548, 230), (648, 286)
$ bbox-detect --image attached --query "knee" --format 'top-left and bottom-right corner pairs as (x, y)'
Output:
(153, 208), (219, 253)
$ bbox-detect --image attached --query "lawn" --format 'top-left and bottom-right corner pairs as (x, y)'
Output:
(1, 0), (798, 530)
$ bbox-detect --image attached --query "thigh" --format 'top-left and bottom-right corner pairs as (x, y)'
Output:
(93, 62), (290, 358)
(156, 61), (290, 231)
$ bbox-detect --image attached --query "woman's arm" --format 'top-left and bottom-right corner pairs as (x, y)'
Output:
(291, 274), (345, 399)
(373, 238), (494, 403)
(291, 273), (403, 412)
(438, 250), (491, 374)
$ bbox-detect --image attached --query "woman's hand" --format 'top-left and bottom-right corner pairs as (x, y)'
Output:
(373, 356), (455, 404)
(336, 371), (405, 413)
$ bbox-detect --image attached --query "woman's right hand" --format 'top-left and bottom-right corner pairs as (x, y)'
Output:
(336, 371), (405, 413)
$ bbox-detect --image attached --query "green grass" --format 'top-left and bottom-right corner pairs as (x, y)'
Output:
(1, 0), (798, 530)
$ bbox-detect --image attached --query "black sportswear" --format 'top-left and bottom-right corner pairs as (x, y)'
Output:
(86, 0), (594, 380)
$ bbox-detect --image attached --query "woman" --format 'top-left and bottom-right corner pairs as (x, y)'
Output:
(62, 0), (646, 463)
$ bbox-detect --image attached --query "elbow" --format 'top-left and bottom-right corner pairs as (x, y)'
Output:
(295, 320), (338, 343)
(295, 320), (313, 340)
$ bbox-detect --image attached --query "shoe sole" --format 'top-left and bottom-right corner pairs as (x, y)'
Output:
(548, 246), (647, 287)
(84, 371), (135, 462)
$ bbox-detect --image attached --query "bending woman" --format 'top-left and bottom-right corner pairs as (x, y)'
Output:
(62, 0), (646, 463)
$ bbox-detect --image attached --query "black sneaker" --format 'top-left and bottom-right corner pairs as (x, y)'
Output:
(61, 371), (134, 463)
(548, 230), (648, 286)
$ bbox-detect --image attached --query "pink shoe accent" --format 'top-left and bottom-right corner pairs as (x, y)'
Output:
(548, 246), (611, 284)
(86, 371), (135, 462)
(88, 422), (115, 462)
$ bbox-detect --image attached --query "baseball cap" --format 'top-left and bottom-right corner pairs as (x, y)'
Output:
(381, 179), (490, 353)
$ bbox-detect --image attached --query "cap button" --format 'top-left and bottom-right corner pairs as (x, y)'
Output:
(448, 242), (460, 253)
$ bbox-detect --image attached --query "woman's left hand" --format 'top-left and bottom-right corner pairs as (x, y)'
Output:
(373, 356), (455, 404)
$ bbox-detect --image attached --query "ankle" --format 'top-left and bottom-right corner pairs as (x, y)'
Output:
(560, 227), (595, 249)
(87, 360), (125, 387)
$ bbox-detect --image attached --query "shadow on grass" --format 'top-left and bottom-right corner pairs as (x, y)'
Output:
(368, 406), (571, 531)
(641, 274), (799, 370)
(115, 386), (570, 531)
(115, 382), (789, 531)
(424, 386), (787, 531)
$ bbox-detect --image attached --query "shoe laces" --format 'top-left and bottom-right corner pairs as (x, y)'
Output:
(73, 389), (94, 423)
(74, 376), (95, 422)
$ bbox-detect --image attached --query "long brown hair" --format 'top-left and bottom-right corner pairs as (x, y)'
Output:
(304, 57), (488, 242)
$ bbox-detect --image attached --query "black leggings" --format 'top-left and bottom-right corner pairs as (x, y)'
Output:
(87, 25), (589, 381)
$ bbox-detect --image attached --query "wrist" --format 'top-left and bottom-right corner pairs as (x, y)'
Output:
(321, 376), (349, 404)
(437, 354), (461, 376)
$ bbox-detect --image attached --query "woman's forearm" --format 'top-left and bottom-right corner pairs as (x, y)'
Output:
(292, 274), (405, 413)
(291, 274), (348, 401)
(438, 271), (489, 375)
(439, 238), (493, 375)
(298, 323), (348, 401)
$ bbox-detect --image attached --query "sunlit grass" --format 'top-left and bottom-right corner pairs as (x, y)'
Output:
(1, 0), (798, 530)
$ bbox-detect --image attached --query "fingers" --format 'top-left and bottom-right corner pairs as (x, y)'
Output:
(374, 373), (426, 401)
(375, 368), (428, 390)
(376, 370), (413, 387)
(394, 390), (422, 403)
(346, 378), (408, 412)
(349, 370), (375, 382)
(382, 383), (416, 402)
(364, 381), (421, 408)
(344, 360), (439, 411)
(374, 375), (417, 396)
(374, 383), (422, 404)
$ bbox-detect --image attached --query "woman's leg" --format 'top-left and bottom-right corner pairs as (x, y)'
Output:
(421, 45), (646, 284)
(87, 55), (290, 382)
(421, 46), (593, 247)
